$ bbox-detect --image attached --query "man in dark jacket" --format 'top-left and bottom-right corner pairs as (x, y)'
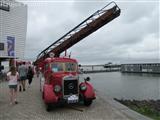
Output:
(27, 66), (34, 86)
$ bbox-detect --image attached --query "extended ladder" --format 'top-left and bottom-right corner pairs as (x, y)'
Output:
(35, 1), (120, 64)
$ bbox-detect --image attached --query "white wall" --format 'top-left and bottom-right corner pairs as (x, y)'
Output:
(0, 0), (27, 59)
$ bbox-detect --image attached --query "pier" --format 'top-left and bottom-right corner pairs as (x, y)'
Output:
(80, 63), (160, 74)
(80, 64), (121, 73)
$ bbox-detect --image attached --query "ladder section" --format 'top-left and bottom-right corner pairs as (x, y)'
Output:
(35, 1), (120, 64)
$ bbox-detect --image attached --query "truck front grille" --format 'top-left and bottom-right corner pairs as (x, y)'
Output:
(63, 79), (78, 96)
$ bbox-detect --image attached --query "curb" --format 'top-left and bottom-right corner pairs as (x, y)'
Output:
(96, 90), (153, 120)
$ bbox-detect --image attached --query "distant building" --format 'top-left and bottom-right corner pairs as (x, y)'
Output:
(80, 64), (121, 73)
(0, 0), (27, 69)
(121, 63), (160, 73)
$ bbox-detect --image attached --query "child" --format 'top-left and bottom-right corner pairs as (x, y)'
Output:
(7, 66), (19, 105)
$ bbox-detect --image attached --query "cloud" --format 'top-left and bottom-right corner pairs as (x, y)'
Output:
(24, 0), (159, 64)
(119, 1), (158, 23)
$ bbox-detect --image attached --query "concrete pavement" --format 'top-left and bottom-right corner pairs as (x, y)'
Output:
(0, 76), (152, 120)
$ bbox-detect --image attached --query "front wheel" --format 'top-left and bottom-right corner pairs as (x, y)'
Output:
(84, 99), (92, 106)
(42, 92), (44, 99)
(46, 104), (52, 112)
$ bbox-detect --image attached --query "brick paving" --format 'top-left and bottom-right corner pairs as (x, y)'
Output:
(0, 76), (132, 120)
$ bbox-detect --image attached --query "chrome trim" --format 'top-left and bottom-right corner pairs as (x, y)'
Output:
(62, 75), (79, 99)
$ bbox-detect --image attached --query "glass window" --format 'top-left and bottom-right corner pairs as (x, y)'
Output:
(51, 63), (63, 72)
(65, 62), (77, 72)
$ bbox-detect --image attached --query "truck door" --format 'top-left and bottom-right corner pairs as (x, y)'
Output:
(44, 63), (51, 84)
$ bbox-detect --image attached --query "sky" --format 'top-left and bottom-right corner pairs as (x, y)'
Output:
(18, 0), (159, 64)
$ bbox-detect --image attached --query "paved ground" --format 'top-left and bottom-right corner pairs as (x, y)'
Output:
(0, 76), (140, 120)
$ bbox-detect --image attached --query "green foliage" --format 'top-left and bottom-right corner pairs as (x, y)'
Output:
(115, 99), (160, 120)
(127, 103), (160, 120)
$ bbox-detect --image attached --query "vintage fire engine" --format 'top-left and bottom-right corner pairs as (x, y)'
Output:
(34, 2), (120, 111)
(39, 56), (95, 108)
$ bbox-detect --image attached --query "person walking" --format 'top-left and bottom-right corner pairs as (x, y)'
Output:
(27, 66), (34, 87)
(18, 62), (27, 91)
(7, 66), (19, 105)
(17, 63), (22, 91)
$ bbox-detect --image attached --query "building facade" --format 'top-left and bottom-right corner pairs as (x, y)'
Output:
(121, 63), (160, 73)
(0, 0), (27, 60)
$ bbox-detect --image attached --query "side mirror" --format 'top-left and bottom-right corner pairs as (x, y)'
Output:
(84, 77), (90, 82)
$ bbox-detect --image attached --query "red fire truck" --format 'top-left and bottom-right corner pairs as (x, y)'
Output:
(35, 2), (120, 111)
(39, 56), (95, 109)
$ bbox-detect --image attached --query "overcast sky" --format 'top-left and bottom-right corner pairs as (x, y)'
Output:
(19, 0), (159, 64)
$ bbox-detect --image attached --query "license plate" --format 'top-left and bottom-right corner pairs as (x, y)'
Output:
(67, 95), (79, 103)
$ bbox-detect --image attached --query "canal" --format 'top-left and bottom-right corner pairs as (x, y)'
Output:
(81, 72), (160, 100)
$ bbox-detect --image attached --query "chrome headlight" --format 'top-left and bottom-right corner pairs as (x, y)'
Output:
(54, 85), (61, 93)
(80, 84), (87, 91)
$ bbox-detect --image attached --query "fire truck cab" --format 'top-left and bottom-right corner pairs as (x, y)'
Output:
(39, 57), (96, 111)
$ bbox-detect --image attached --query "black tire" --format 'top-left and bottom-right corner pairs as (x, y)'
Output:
(42, 92), (44, 99)
(46, 104), (52, 112)
(39, 78), (42, 92)
(84, 99), (92, 106)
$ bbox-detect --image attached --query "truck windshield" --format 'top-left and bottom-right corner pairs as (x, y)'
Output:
(51, 63), (63, 72)
(51, 62), (77, 72)
(65, 62), (76, 72)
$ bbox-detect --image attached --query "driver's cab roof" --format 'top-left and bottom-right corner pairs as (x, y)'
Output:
(44, 57), (78, 63)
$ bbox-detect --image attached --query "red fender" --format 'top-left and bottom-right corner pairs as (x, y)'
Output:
(80, 82), (96, 99)
(43, 84), (58, 104)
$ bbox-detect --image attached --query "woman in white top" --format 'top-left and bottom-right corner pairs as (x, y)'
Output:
(7, 66), (19, 105)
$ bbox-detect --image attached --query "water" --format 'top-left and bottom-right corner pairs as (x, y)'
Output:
(81, 72), (160, 100)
